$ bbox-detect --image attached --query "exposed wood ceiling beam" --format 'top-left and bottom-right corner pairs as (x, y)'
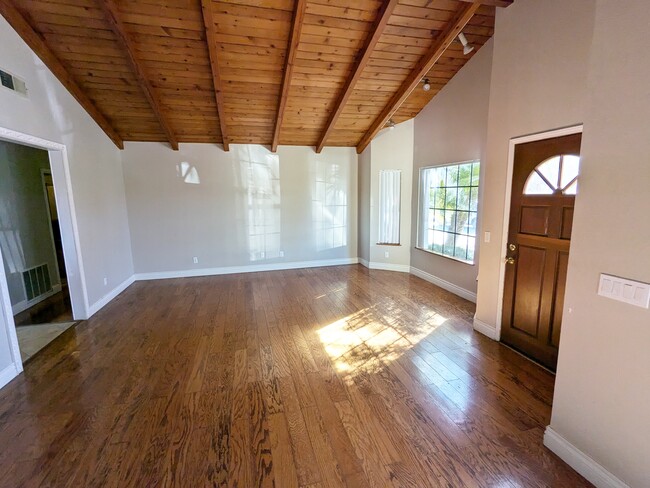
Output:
(316, 0), (399, 154)
(0, 0), (124, 149)
(356, 2), (481, 154)
(271, 0), (307, 153)
(200, 0), (230, 151)
(458, 0), (513, 7)
(99, 0), (178, 150)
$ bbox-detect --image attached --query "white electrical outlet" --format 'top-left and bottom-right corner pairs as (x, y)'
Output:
(384, 251), (390, 258)
(103, 277), (108, 286)
(192, 256), (199, 264)
(484, 231), (491, 243)
(279, 251), (284, 257)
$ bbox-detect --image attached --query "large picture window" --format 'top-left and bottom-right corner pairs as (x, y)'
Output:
(417, 161), (480, 264)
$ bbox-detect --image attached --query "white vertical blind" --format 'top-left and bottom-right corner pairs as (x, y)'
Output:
(378, 170), (401, 244)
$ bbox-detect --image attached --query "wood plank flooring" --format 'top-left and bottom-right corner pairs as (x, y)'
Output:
(0, 265), (591, 487)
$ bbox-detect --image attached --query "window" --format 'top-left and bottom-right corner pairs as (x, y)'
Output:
(378, 170), (401, 245)
(524, 154), (580, 195)
(417, 161), (480, 264)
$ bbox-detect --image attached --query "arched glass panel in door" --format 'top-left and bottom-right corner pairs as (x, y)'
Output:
(523, 155), (580, 195)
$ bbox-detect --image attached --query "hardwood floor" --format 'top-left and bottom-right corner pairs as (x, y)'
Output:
(0, 265), (591, 487)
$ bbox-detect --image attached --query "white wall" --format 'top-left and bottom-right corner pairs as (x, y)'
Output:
(358, 146), (371, 263)
(474, 0), (596, 332)
(367, 120), (414, 270)
(410, 39), (493, 295)
(0, 141), (60, 306)
(0, 16), (134, 378)
(549, 1), (650, 486)
(122, 143), (357, 275)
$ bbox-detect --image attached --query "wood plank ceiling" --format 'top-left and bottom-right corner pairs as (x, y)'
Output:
(0, 0), (512, 153)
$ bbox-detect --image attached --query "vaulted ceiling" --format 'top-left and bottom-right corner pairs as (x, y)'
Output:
(0, 0), (512, 153)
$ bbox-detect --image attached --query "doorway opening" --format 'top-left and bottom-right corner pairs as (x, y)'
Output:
(500, 130), (582, 371)
(0, 126), (89, 381)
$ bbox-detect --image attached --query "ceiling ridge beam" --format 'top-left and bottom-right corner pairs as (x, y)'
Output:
(0, 0), (124, 149)
(99, 0), (178, 150)
(315, 0), (399, 154)
(200, 0), (229, 151)
(356, 2), (481, 154)
(271, 0), (307, 153)
(458, 0), (513, 7)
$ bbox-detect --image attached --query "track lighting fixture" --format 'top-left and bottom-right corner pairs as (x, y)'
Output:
(386, 119), (396, 130)
(422, 78), (431, 91)
(458, 32), (474, 55)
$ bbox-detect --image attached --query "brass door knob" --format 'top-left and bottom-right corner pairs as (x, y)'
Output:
(505, 257), (515, 265)
(508, 243), (517, 251)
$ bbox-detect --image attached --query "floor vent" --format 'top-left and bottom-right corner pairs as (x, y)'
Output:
(22, 264), (52, 301)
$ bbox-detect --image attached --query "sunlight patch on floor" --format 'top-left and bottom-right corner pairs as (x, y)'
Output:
(317, 306), (447, 379)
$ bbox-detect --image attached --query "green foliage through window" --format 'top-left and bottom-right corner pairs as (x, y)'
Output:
(418, 161), (480, 264)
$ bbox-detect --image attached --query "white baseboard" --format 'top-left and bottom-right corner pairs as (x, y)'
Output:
(368, 262), (410, 273)
(12, 283), (63, 315)
(358, 258), (369, 268)
(472, 316), (499, 340)
(87, 274), (136, 317)
(544, 427), (629, 488)
(410, 266), (477, 303)
(0, 362), (20, 390)
(134, 257), (360, 281)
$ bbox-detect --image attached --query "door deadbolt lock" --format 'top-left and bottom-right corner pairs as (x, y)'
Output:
(508, 243), (517, 251)
(505, 257), (515, 265)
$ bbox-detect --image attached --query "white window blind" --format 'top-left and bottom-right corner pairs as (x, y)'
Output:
(378, 170), (401, 245)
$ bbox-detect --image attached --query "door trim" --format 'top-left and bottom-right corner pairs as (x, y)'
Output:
(0, 125), (90, 378)
(495, 124), (583, 340)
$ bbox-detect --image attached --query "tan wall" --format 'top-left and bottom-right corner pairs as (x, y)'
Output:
(122, 143), (358, 274)
(475, 0), (596, 329)
(550, 1), (650, 485)
(410, 39), (494, 295)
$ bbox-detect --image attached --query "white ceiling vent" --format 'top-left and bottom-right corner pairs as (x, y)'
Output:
(0, 68), (27, 96)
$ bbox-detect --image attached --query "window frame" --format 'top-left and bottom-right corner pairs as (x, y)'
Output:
(416, 159), (481, 265)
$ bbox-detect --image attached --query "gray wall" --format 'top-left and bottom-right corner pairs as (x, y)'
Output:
(122, 143), (358, 274)
(0, 141), (60, 306)
(410, 39), (494, 294)
(357, 146), (371, 262)
(550, 1), (650, 485)
(0, 16), (134, 375)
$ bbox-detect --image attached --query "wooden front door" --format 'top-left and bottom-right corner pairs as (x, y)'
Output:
(501, 133), (582, 371)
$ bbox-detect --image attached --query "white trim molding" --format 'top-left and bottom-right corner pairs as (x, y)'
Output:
(410, 266), (477, 303)
(472, 316), (499, 340)
(87, 275), (136, 317)
(495, 124), (584, 338)
(358, 258), (370, 268)
(544, 427), (629, 488)
(368, 262), (410, 273)
(0, 363), (20, 390)
(134, 258), (360, 281)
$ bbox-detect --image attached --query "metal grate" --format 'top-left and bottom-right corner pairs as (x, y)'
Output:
(22, 264), (52, 301)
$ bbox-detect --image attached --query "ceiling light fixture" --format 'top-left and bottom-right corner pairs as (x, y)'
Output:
(422, 78), (431, 91)
(386, 119), (396, 130)
(458, 32), (474, 55)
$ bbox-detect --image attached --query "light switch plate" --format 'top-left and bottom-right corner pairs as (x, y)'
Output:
(598, 273), (650, 309)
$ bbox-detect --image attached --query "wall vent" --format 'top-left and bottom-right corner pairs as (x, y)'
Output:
(0, 68), (27, 96)
(22, 264), (52, 301)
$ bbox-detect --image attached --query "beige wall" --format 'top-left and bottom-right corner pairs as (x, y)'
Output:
(367, 119), (414, 269)
(357, 146), (371, 262)
(475, 0), (596, 330)
(122, 143), (358, 274)
(410, 39), (493, 295)
(0, 17), (134, 376)
(550, 1), (650, 486)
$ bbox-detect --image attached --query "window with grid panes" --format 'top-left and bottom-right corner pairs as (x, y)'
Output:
(417, 161), (480, 264)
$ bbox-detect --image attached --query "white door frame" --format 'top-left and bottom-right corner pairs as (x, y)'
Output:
(0, 126), (90, 377)
(494, 124), (583, 340)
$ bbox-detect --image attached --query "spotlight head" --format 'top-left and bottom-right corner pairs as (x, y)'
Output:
(458, 32), (474, 55)
(423, 78), (431, 91)
(386, 119), (396, 130)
